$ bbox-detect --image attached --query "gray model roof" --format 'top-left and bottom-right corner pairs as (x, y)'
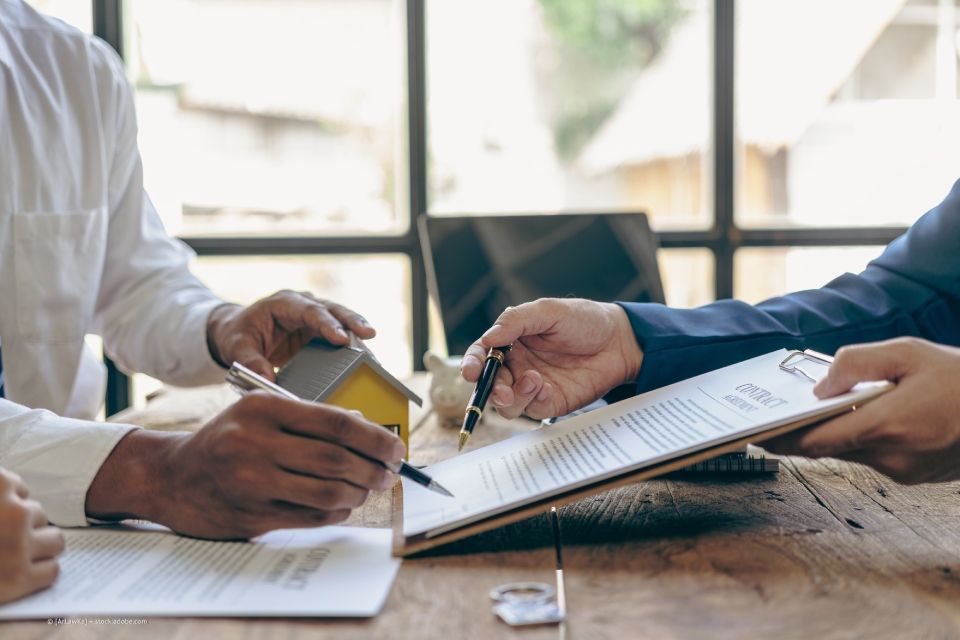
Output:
(277, 339), (422, 406)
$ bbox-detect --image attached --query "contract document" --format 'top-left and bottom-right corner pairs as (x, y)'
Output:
(400, 350), (890, 546)
(0, 526), (400, 619)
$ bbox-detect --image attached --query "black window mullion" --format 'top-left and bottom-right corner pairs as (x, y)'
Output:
(93, 0), (122, 57)
(406, 0), (429, 370)
(94, 0), (129, 416)
(713, 0), (736, 300)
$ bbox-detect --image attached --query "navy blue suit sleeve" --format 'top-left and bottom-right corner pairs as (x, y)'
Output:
(619, 179), (960, 394)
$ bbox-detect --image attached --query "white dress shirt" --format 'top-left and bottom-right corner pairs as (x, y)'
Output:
(0, 1), (228, 525)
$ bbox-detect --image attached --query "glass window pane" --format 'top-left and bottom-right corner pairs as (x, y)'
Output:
(25, 0), (92, 32)
(659, 248), (714, 307)
(127, 0), (404, 237)
(131, 254), (412, 407)
(427, 0), (711, 230)
(736, 0), (960, 228)
(734, 247), (884, 305)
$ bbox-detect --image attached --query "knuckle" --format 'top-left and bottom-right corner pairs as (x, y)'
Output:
(7, 503), (30, 529)
(318, 447), (348, 474)
(23, 499), (45, 520)
(0, 469), (22, 491)
(325, 410), (353, 441)
(230, 465), (260, 490)
(887, 336), (923, 359)
(215, 427), (264, 468)
(833, 345), (855, 366)
(372, 430), (400, 460)
(895, 336), (923, 349)
(316, 484), (347, 508)
(273, 289), (296, 300)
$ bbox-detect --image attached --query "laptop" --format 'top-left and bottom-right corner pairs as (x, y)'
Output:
(418, 212), (664, 355)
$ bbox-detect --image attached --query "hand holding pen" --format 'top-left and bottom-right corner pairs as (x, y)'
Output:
(461, 300), (643, 421)
(227, 362), (453, 497)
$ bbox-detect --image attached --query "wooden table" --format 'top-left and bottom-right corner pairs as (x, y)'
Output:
(8, 375), (960, 639)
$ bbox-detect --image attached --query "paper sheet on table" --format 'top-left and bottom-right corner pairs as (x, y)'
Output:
(0, 526), (400, 619)
(403, 349), (889, 539)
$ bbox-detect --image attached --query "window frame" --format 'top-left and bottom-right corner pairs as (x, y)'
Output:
(92, 0), (909, 415)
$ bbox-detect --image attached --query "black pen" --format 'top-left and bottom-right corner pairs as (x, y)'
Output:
(226, 361), (454, 498)
(459, 345), (512, 452)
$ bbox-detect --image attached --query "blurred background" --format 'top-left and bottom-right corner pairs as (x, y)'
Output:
(29, 0), (960, 410)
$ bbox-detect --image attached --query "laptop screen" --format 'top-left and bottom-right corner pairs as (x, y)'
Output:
(419, 213), (664, 355)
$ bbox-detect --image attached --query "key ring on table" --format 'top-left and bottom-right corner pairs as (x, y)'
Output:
(489, 582), (555, 605)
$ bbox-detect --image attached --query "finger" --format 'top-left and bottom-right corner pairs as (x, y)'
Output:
(461, 341), (490, 382)
(490, 382), (515, 408)
(479, 300), (558, 349)
(301, 305), (351, 346)
(0, 468), (29, 499)
(814, 341), (912, 398)
(246, 394), (406, 464)
(31, 526), (65, 561)
(276, 473), (371, 511)
(24, 499), (48, 529)
(522, 382), (557, 420)
(22, 559), (60, 596)
(495, 371), (543, 420)
(230, 342), (277, 381)
(276, 434), (395, 491)
(325, 302), (376, 339)
(272, 293), (350, 346)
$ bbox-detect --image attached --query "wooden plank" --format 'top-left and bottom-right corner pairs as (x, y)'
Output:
(560, 528), (960, 639)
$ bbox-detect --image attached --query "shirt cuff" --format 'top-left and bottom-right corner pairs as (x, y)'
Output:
(0, 409), (138, 527)
(167, 297), (232, 387)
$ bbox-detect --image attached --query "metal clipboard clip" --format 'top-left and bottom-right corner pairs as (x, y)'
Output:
(778, 349), (834, 383)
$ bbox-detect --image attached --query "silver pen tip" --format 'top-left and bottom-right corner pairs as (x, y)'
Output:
(430, 480), (455, 498)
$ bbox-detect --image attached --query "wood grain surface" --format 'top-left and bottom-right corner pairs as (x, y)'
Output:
(7, 375), (960, 639)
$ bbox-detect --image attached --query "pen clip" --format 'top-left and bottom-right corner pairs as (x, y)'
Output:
(226, 361), (300, 400)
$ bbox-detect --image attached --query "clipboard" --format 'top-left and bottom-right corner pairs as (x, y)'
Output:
(392, 350), (891, 557)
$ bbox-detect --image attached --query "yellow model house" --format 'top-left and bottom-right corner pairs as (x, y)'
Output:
(276, 339), (422, 446)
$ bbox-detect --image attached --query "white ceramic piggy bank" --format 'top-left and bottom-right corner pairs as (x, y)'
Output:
(423, 351), (475, 428)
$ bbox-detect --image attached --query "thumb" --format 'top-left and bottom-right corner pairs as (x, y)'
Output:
(480, 300), (559, 347)
(814, 341), (910, 399)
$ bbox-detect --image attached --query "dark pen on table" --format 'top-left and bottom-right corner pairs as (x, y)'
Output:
(459, 345), (512, 452)
(226, 361), (454, 498)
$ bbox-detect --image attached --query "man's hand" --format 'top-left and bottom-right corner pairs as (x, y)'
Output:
(206, 290), (376, 381)
(86, 393), (405, 539)
(0, 469), (65, 604)
(461, 298), (643, 420)
(765, 337), (960, 484)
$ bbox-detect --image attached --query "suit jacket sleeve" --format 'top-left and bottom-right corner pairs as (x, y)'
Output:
(618, 179), (960, 394)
